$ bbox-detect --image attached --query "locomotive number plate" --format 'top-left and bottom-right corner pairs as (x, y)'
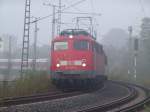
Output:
(68, 61), (74, 65)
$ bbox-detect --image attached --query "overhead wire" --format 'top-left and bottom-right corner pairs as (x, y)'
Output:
(65, 0), (82, 12)
(61, 0), (94, 29)
(139, 0), (146, 17)
(31, 0), (88, 23)
(61, 11), (100, 16)
(62, 0), (87, 11)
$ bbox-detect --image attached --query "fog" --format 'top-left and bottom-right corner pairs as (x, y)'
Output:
(0, 0), (150, 80)
(0, 0), (150, 45)
(1, 1), (150, 108)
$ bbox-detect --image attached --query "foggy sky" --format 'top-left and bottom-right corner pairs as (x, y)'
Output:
(0, 0), (150, 45)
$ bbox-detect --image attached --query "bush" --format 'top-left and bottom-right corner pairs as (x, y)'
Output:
(0, 70), (54, 99)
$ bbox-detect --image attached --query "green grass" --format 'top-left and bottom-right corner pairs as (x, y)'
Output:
(108, 72), (150, 87)
(144, 105), (150, 112)
(0, 70), (54, 99)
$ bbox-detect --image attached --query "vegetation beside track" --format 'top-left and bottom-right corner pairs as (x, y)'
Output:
(109, 72), (150, 87)
(0, 70), (54, 99)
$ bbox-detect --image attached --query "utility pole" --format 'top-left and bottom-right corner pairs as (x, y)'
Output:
(43, 3), (58, 76)
(8, 36), (12, 77)
(128, 26), (133, 76)
(133, 38), (139, 81)
(3, 36), (12, 96)
(52, 5), (56, 39)
(43, 3), (58, 39)
(4, 36), (12, 82)
(133, 52), (137, 80)
(32, 18), (39, 71)
(44, 0), (63, 35)
(57, 0), (62, 34)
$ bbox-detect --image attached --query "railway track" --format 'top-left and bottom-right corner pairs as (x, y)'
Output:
(75, 81), (150, 112)
(114, 83), (150, 112)
(0, 90), (85, 107)
(0, 81), (150, 112)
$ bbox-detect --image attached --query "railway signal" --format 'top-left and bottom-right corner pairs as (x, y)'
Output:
(127, 26), (133, 75)
(0, 37), (3, 52)
(134, 38), (139, 51)
(133, 38), (139, 81)
(31, 17), (39, 71)
(127, 26), (139, 81)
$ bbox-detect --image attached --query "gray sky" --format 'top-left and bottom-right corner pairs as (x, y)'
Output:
(0, 0), (150, 45)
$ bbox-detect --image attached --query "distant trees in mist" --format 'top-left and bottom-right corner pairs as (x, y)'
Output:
(102, 17), (150, 80)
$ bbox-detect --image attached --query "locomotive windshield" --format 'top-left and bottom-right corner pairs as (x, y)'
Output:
(54, 41), (68, 51)
(74, 40), (89, 50)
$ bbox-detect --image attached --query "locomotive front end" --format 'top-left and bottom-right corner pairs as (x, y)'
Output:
(50, 29), (107, 88)
(51, 36), (93, 80)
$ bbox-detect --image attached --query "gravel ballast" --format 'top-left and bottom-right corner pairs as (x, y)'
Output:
(0, 81), (130, 112)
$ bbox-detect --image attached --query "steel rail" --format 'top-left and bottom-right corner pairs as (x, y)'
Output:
(116, 97), (150, 112)
(75, 81), (138, 112)
(0, 90), (84, 107)
(115, 83), (150, 112)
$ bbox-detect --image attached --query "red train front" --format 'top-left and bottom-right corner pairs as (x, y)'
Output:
(50, 29), (107, 88)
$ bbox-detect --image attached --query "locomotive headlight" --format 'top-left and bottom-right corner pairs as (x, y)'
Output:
(69, 35), (73, 38)
(56, 63), (60, 67)
(82, 63), (86, 67)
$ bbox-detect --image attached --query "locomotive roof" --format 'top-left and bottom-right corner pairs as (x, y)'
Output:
(60, 29), (91, 36)
(52, 29), (97, 41)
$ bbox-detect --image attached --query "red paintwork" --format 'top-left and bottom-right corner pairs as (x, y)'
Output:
(50, 34), (106, 79)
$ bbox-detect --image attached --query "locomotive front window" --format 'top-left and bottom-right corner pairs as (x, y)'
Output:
(74, 40), (89, 50)
(54, 41), (68, 50)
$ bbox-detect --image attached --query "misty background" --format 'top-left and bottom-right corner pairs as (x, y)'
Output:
(0, 0), (150, 81)
(0, 0), (150, 44)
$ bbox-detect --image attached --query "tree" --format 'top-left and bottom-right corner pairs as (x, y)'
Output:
(101, 28), (129, 76)
(140, 17), (150, 52)
(102, 28), (129, 49)
(138, 17), (150, 76)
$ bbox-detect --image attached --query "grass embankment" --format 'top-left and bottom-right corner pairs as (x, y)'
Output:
(0, 71), (55, 99)
(109, 72), (150, 87)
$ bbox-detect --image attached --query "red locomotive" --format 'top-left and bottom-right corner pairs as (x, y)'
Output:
(50, 29), (107, 88)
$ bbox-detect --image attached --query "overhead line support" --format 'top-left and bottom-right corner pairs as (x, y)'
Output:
(21, 0), (31, 77)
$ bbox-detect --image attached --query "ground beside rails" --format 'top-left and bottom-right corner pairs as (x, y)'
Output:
(0, 80), (150, 112)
